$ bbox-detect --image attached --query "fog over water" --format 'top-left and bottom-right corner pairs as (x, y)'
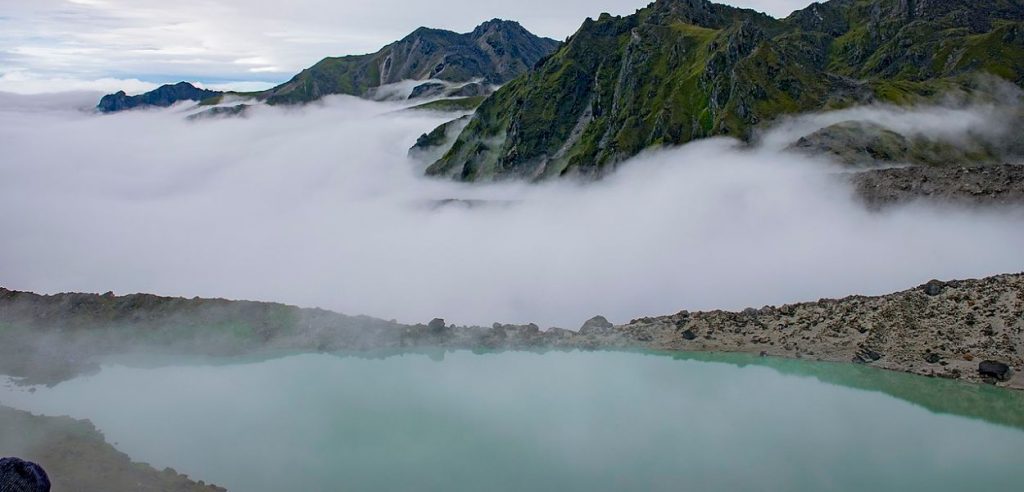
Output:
(1, 92), (1023, 327)
(2, 351), (1024, 491)
(1, 351), (1022, 491)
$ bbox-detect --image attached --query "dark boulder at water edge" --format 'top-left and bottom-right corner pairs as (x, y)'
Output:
(979, 360), (1013, 381)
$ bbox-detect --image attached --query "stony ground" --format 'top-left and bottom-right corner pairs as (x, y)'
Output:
(847, 164), (1024, 209)
(613, 274), (1024, 389)
(419, 275), (1024, 390)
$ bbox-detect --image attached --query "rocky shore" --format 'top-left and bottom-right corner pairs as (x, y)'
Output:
(403, 274), (1024, 390)
(614, 274), (1024, 389)
(2, 274), (1022, 390)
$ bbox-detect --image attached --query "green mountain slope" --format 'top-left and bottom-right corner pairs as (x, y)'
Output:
(97, 20), (559, 111)
(426, 0), (1024, 181)
(261, 19), (560, 104)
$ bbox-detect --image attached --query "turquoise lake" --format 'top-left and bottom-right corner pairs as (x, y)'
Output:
(2, 350), (1023, 491)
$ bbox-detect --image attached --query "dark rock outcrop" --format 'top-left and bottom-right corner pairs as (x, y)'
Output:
(0, 457), (50, 492)
(185, 104), (251, 121)
(979, 360), (1013, 381)
(428, 318), (448, 333)
(409, 115), (472, 162)
(788, 121), (1010, 167)
(97, 82), (221, 113)
(409, 82), (448, 99)
(923, 280), (946, 296)
(449, 82), (488, 97)
(855, 347), (885, 364)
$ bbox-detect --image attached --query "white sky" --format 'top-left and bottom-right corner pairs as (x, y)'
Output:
(0, 0), (812, 94)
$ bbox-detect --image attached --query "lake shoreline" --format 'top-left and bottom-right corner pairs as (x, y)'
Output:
(1, 273), (1021, 391)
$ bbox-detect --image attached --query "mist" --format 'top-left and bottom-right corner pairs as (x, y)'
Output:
(1, 92), (1022, 328)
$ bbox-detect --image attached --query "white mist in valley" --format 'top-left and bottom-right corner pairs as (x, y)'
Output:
(1, 92), (1022, 327)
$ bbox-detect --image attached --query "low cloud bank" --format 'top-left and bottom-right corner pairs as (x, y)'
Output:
(0, 93), (1022, 327)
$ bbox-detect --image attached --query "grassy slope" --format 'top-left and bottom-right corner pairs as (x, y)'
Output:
(428, 0), (1024, 181)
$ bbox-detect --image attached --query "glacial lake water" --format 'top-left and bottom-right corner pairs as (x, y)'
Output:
(2, 350), (1023, 491)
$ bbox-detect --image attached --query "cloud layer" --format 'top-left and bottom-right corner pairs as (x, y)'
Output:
(1, 93), (1022, 328)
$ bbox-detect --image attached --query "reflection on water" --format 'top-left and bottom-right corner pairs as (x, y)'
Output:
(658, 350), (1024, 430)
(2, 350), (1023, 491)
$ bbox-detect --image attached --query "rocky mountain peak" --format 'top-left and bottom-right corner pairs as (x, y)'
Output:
(471, 18), (528, 37)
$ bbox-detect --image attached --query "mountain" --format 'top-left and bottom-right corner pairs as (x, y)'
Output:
(97, 82), (220, 113)
(424, 0), (1024, 181)
(261, 19), (560, 105)
(96, 19), (559, 112)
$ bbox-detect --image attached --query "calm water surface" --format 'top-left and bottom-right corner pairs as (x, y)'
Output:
(2, 350), (1023, 491)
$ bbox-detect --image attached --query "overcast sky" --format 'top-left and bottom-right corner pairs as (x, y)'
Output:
(0, 0), (812, 94)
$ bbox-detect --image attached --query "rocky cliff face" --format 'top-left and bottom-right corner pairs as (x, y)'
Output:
(96, 82), (221, 113)
(96, 20), (559, 111)
(426, 0), (1024, 181)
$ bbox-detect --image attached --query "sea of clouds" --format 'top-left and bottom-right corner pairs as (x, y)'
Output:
(1, 92), (1022, 328)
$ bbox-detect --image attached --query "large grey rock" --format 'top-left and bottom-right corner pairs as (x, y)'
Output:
(579, 315), (614, 335)
(923, 280), (946, 296)
(428, 318), (447, 333)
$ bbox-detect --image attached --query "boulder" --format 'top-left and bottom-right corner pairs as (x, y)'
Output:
(427, 318), (447, 333)
(579, 316), (614, 335)
(978, 360), (1012, 381)
(854, 347), (884, 363)
(923, 280), (946, 296)
(0, 457), (51, 492)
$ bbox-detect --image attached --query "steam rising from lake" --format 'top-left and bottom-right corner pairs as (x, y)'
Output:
(1, 92), (1022, 327)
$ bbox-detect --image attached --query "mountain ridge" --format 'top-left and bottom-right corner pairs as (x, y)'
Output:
(96, 19), (559, 112)
(424, 0), (1024, 181)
